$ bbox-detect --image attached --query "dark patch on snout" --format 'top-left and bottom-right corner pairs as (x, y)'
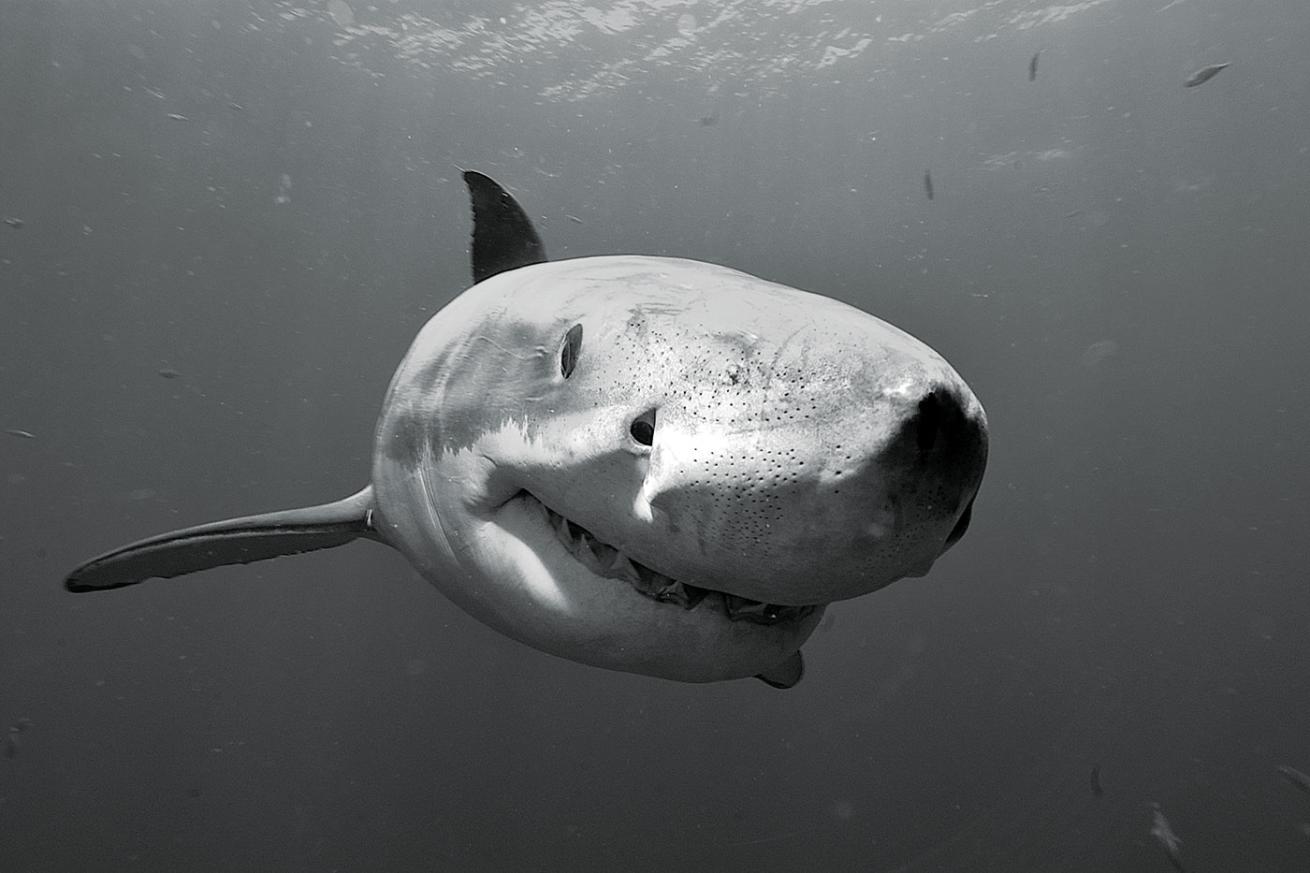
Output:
(915, 387), (962, 452)
(896, 385), (988, 512)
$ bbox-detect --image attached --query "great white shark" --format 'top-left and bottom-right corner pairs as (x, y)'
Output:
(65, 171), (988, 689)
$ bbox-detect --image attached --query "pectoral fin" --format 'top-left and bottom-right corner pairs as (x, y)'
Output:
(65, 486), (379, 592)
(755, 650), (805, 690)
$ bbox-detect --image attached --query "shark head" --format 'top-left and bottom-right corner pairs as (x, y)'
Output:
(368, 175), (987, 684)
(63, 171), (987, 689)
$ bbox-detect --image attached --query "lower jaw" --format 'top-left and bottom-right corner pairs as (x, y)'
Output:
(397, 489), (827, 682)
(373, 459), (821, 682)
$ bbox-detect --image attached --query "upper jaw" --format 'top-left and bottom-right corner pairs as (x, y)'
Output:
(550, 494), (820, 624)
(502, 489), (821, 628)
(478, 451), (968, 609)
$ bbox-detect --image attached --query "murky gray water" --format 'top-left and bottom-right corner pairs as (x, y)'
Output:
(3, 2), (1309, 870)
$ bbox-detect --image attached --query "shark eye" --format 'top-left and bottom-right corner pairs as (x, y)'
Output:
(629, 408), (656, 447)
(559, 323), (583, 379)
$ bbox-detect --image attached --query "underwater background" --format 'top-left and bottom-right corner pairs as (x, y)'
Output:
(3, 1), (1309, 870)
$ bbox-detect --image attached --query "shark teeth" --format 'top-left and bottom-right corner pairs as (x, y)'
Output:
(538, 496), (812, 626)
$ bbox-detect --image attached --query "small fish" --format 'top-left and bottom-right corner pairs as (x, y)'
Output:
(166, 112), (189, 121)
(923, 170), (934, 201)
(1150, 804), (1186, 872)
(565, 214), (583, 225)
(1029, 51), (1041, 82)
(1278, 764), (1310, 796)
(1063, 209), (1085, 219)
(1089, 763), (1103, 797)
(157, 368), (183, 379)
(3, 217), (23, 228)
(698, 112), (719, 127)
(227, 102), (244, 111)
(4, 428), (35, 440)
(1184, 63), (1230, 88)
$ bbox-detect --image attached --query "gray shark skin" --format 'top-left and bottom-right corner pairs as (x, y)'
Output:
(65, 171), (988, 689)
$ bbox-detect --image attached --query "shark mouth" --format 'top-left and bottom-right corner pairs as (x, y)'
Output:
(520, 492), (818, 626)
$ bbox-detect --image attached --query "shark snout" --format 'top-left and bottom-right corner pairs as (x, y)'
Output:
(906, 385), (986, 482)
(879, 382), (986, 506)
(611, 376), (987, 607)
(876, 382), (987, 567)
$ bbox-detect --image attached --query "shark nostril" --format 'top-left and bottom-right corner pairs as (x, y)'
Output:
(630, 409), (656, 447)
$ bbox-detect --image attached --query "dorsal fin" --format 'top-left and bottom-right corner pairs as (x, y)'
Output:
(64, 487), (379, 592)
(463, 170), (547, 285)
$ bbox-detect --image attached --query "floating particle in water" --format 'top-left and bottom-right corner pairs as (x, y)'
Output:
(1150, 804), (1185, 872)
(1081, 339), (1119, 368)
(1278, 764), (1310, 795)
(327, 0), (354, 27)
(3, 719), (29, 759)
(275, 173), (292, 205)
(1184, 63), (1229, 88)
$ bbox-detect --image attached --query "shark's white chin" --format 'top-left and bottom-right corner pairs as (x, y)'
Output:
(462, 490), (822, 682)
